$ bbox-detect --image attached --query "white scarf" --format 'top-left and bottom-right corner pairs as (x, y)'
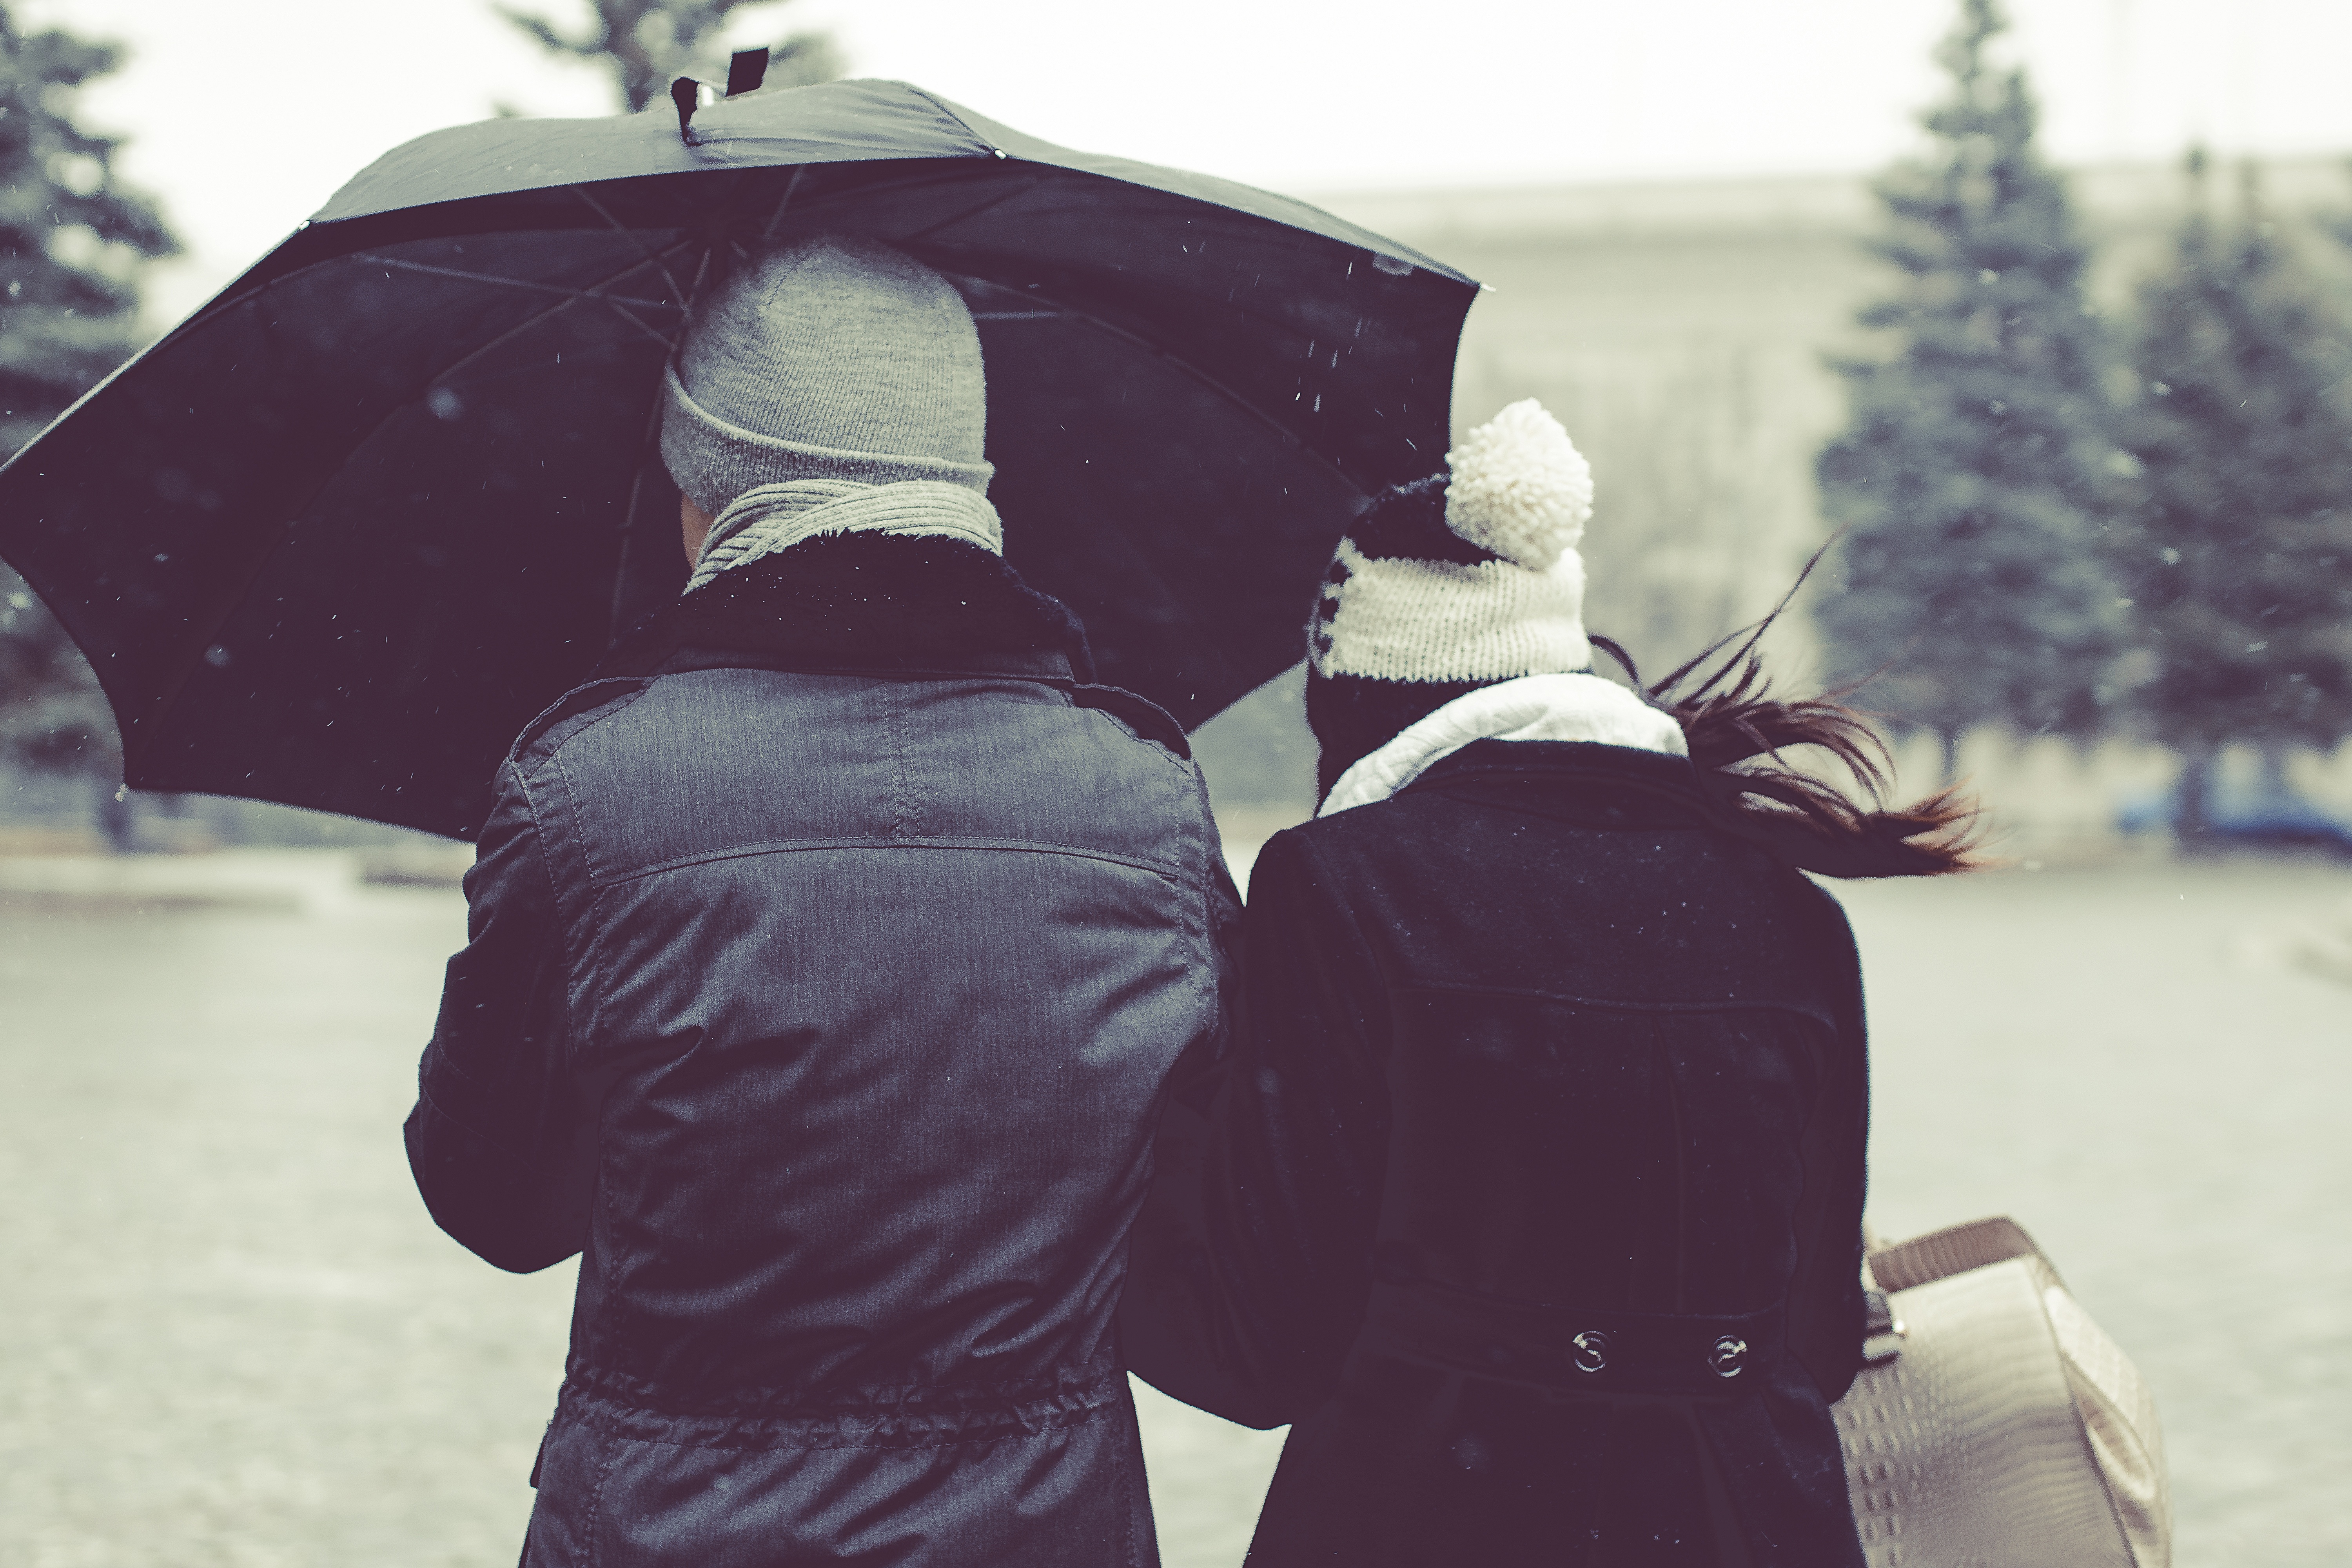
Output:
(1319, 671), (1688, 817)
(687, 479), (1003, 593)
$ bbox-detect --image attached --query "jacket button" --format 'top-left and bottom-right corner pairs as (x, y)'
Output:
(1708, 1335), (1748, 1378)
(1570, 1330), (1610, 1374)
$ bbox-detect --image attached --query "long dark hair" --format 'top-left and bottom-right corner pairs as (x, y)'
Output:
(1591, 573), (1984, 879)
(1306, 567), (1985, 879)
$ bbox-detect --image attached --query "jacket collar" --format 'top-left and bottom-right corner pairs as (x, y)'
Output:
(1319, 672), (1686, 817)
(1394, 740), (1739, 841)
(652, 645), (1078, 683)
(594, 532), (1093, 683)
(1413, 740), (1917, 878)
(1409, 739), (1712, 819)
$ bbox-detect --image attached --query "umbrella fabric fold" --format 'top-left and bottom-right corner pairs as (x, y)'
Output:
(0, 78), (1477, 837)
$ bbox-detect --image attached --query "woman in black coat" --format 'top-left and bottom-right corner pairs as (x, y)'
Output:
(1122, 401), (1976, 1568)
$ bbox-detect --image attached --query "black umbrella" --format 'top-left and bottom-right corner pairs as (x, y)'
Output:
(0, 77), (1475, 838)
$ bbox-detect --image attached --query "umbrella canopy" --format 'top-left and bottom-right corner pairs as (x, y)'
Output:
(0, 78), (1477, 838)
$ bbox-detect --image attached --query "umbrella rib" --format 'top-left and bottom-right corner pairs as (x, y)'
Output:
(766, 164), (992, 213)
(608, 366), (680, 641)
(126, 240), (697, 752)
(572, 185), (691, 301)
(600, 298), (672, 348)
(960, 279), (1372, 499)
(760, 164), (812, 241)
(419, 239), (702, 390)
(895, 179), (1044, 244)
(350, 254), (683, 315)
(683, 243), (716, 315)
(1104, 321), (1359, 495)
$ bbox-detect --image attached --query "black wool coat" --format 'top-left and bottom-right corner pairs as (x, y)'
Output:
(1123, 739), (1869, 1568)
(406, 536), (1236, 1568)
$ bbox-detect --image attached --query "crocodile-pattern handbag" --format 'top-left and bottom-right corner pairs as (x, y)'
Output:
(1832, 1218), (2171, 1568)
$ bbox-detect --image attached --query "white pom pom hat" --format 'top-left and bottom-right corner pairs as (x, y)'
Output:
(1308, 398), (1595, 682)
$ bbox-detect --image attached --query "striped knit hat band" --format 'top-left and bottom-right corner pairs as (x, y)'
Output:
(1307, 399), (1595, 684)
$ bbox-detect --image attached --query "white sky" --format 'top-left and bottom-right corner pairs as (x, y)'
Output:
(34, 0), (2352, 330)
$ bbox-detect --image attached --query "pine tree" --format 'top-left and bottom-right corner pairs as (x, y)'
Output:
(2118, 156), (2352, 838)
(1815, 0), (2125, 779)
(0, 5), (176, 835)
(499, 0), (840, 114)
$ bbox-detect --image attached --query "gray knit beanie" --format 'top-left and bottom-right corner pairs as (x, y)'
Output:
(660, 234), (993, 517)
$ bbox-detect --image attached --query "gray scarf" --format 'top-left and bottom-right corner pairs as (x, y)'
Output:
(687, 479), (1004, 594)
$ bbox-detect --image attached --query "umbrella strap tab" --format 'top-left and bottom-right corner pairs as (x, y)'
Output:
(727, 49), (769, 97)
(671, 77), (719, 145)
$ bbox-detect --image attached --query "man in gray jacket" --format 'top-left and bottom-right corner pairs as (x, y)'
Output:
(405, 234), (1234, 1567)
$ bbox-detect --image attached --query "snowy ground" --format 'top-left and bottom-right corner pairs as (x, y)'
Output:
(1, 848), (2347, 1566)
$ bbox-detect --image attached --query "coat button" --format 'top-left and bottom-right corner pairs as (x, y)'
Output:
(1570, 1330), (1610, 1374)
(1708, 1335), (1748, 1378)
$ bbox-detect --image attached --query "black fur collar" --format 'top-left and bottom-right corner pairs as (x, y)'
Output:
(595, 534), (1094, 681)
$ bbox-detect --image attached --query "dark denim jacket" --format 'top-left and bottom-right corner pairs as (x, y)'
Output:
(406, 551), (1236, 1566)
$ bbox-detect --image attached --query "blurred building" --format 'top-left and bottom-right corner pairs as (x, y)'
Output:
(1318, 155), (2352, 675)
(1192, 158), (2352, 835)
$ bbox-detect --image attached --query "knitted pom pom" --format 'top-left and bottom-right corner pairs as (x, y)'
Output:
(1443, 399), (1593, 570)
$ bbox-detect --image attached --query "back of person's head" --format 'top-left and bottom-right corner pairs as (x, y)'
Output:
(660, 233), (993, 518)
(1306, 399), (1595, 791)
(1305, 399), (1981, 878)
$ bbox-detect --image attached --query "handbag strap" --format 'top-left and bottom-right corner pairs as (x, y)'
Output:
(1867, 1216), (2045, 1293)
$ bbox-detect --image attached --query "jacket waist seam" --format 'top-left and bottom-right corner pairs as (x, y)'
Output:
(555, 1367), (1129, 1450)
(593, 833), (1188, 888)
(558, 1403), (1123, 1453)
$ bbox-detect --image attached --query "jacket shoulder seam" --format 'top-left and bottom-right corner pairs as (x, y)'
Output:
(508, 677), (657, 779)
